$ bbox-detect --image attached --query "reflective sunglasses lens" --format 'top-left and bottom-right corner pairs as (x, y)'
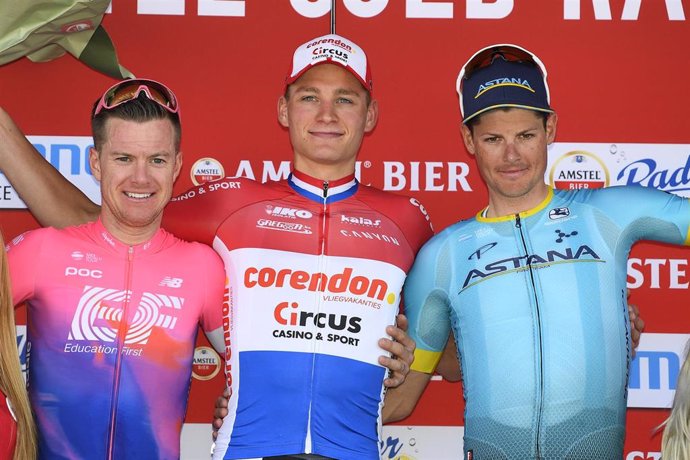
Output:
(464, 46), (535, 79)
(104, 81), (176, 111)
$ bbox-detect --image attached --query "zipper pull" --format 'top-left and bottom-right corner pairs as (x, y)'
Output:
(322, 181), (329, 198)
(128, 246), (134, 261)
(515, 213), (521, 228)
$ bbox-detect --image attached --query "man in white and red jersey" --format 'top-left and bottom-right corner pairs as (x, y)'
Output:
(6, 80), (227, 459)
(0, 35), (430, 459)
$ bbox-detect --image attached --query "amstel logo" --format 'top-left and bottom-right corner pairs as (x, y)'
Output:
(191, 157), (225, 186)
(549, 151), (609, 190)
(192, 346), (221, 381)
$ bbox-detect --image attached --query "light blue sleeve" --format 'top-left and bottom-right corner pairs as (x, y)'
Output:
(590, 186), (690, 245)
(404, 231), (453, 373)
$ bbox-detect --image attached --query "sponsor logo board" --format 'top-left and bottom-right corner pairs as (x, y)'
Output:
(627, 332), (690, 408)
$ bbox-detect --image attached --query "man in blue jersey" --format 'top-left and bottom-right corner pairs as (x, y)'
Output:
(383, 44), (689, 459)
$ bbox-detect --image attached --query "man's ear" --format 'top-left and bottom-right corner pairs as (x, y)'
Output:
(172, 151), (183, 182)
(546, 112), (558, 145)
(461, 124), (476, 156)
(89, 147), (102, 181)
(364, 99), (379, 133)
(277, 96), (289, 128)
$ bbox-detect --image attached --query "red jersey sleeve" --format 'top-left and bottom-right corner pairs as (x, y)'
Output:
(162, 177), (266, 246)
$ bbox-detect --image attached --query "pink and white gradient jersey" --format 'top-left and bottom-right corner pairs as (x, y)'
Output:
(7, 219), (226, 460)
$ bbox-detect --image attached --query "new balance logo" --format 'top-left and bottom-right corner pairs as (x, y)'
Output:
(159, 277), (183, 288)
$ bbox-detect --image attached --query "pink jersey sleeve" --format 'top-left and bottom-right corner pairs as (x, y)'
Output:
(6, 230), (46, 307)
(197, 243), (226, 335)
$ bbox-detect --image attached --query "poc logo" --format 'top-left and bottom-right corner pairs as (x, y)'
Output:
(265, 206), (312, 219)
(65, 267), (103, 279)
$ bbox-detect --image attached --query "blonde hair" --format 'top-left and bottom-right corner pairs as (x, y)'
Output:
(660, 342), (690, 460)
(0, 233), (37, 459)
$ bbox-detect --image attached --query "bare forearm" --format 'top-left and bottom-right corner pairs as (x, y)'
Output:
(435, 335), (462, 382)
(0, 108), (99, 227)
(383, 370), (431, 424)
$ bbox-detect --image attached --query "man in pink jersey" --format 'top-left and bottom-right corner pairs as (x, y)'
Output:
(6, 80), (228, 459)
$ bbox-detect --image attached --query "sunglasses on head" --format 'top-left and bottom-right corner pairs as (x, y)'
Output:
(464, 46), (539, 79)
(93, 78), (179, 117)
(456, 43), (550, 117)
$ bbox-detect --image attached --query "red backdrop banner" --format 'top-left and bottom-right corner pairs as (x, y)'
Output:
(2, 2), (689, 458)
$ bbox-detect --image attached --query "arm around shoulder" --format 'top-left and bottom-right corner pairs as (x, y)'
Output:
(0, 107), (99, 227)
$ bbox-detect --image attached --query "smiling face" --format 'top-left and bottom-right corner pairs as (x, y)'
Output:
(278, 63), (378, 181)
(462, 108), (557, 217)
(90, 117), (181, 244)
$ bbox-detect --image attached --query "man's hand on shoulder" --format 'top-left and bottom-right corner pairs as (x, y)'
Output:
(379, 314), (416, 388)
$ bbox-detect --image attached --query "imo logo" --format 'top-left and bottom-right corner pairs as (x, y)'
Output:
(68, 287), (183, 345)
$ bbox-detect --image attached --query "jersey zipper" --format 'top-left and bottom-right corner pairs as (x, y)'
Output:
(304, 180), (331, 453)
(106, 245), (134, 459)
(515, 214), (544, 459)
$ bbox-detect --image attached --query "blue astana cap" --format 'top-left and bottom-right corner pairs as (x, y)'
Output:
(457, 44), (554, 124)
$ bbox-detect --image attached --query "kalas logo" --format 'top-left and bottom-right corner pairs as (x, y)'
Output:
(549, 151), (609, 190)
(244, 266), (393, 303)
(341, 214), (381, 227)
(274, 302), (362, 333)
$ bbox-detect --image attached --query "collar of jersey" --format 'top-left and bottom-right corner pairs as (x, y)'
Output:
(92, 217), (169, 254)
(476, 187), (554, 223)
(288, 170), (359, 204)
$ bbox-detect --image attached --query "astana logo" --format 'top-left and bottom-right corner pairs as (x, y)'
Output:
(68, 287), (183, 344)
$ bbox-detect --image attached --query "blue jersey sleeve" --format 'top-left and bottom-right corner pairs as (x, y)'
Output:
(404, 229), (455, 373)
(589, 185), (690, 245)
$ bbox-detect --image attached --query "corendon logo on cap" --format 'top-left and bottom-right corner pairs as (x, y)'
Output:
(475, 77), (534, 98)
(306, 37), (354, 53)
